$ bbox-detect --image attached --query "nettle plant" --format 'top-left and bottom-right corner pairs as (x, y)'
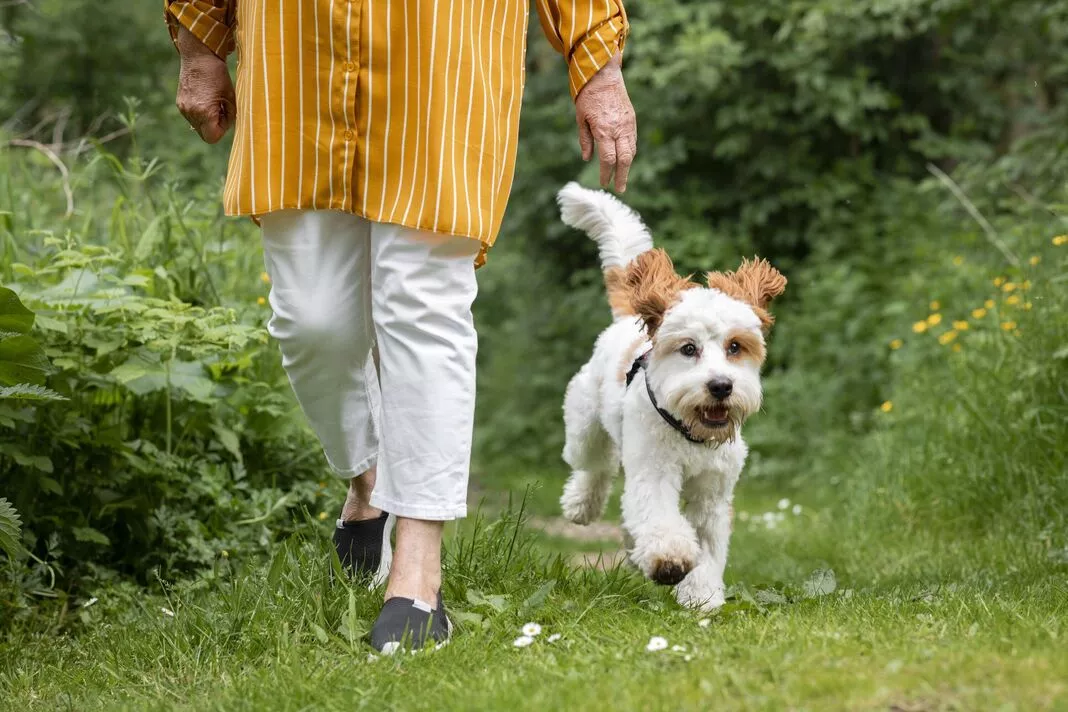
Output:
(0, 235), (320, 607)
(0, 286), (64, 573)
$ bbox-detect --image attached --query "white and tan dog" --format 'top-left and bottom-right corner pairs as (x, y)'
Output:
(556, 182), (786, 611)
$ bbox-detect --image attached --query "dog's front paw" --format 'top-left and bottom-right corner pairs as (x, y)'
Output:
(630, 528), (700, 586)
(674, 565), (725, 611)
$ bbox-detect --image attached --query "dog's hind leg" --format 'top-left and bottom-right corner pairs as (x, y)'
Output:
(560, 368), (618, 525)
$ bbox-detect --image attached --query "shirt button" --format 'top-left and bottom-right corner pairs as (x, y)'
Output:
(343, 130), (354, 142)
(344, 61), (356, 73)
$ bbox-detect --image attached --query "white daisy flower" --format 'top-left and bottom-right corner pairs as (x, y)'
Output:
(684, 654), (693, 662)
(792, 504), (802, 515)
(161, 607), (175, 617)
(522, 622), (542, 637)
(547, 633), (562, 643)
(646, 636), (668, 652)
(777, 498), (790, 510)
(698, 619), (711, 628)
(513, 635), (535, 648)
(671, 645), (687, 652)
(762, 512), (776, 522)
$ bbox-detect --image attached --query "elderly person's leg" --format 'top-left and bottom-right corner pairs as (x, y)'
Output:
(366, 221), (478, 643)
(343, 467), (381, 520)
(260, 210), (390, 576)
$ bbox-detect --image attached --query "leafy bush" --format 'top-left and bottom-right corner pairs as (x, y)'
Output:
(0, 140), (333, 621)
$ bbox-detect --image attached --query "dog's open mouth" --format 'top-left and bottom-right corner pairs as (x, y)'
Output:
(697, 404), (730, 428)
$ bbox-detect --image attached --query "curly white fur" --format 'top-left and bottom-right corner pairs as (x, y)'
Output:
(557, 181), (653, 271)
(558, 183), (773, 612)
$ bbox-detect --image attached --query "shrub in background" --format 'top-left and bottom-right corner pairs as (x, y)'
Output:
(0, 140), (331, 622)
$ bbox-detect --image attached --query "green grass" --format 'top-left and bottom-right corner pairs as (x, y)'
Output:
(2, 501), (1065, 712)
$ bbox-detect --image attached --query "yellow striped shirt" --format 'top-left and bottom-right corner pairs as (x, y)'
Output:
(165, 0), (628, 265)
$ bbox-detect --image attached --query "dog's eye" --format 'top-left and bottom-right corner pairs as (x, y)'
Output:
(680, 343), (698, 357)
(727, 341), (741, 356)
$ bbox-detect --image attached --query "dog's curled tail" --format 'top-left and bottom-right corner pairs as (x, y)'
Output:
(557, 182), (653, 318)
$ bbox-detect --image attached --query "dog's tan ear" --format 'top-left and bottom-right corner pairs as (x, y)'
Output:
(624, 249), (694, 335)
(706, 258), (787, 330)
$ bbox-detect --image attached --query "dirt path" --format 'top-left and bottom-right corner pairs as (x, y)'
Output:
(527, 516), (629, 571)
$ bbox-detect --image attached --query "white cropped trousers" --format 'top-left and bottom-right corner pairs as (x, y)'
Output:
(260, 210), (480, 520)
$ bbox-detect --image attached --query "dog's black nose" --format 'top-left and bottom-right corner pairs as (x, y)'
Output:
(706, 378), (733, 400)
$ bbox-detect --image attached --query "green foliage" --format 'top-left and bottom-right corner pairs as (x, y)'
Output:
(834, 210), (1068, 545)
(0, 286), (63, 399)
(0, 137), (331, 619)
(0, 497), (22, 559)
(0, 1), (176, 141)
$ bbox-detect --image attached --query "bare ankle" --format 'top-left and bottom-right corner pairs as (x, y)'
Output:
(340, 467), (383, 522)
(384, 518), (443, 604)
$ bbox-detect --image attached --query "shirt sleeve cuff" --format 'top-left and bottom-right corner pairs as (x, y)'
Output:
(165, 1), (234, 60)
(567, 14), (629, 101)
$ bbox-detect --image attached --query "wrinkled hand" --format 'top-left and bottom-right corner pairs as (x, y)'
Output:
(574, 53), (637, 192)
(175, 25), (235, 144)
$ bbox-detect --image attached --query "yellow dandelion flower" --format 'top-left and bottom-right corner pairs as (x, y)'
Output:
(889, 338), (903, 350)
(1053, 235), (1067, 246)
(993, 276), (1005, 287)
(1002, 282), (1017, 293)
(952, 343), (962, 353)
(938, 330), (958, 345)
(1001, 321), (1017, 331)
(984, 299), (995, 309)
(926, 313), (942, 326)
(257, 296), (266, 306)
(952, 320), (969, 331)
(929, 300), (941, 311)
(1024, 301), (1033, 310)
(1022, 280), (1032, 290)
(971, 308), (987, 319)
(880, 401), (893, 413)
(952, 255), (964, 266)
(1029, 255), (1041, 266)
(260, 271), (271, 283)
(1006, 295), (1020, 305)
(318, 511), (328, 521)
(912, 321), (928, 334)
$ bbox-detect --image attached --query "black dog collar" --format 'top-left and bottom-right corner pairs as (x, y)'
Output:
(625, 351), (709, 445)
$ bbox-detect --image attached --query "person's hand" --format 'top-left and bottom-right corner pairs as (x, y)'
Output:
(574, 52), (637, 192)
(175, 25), (236, 144)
